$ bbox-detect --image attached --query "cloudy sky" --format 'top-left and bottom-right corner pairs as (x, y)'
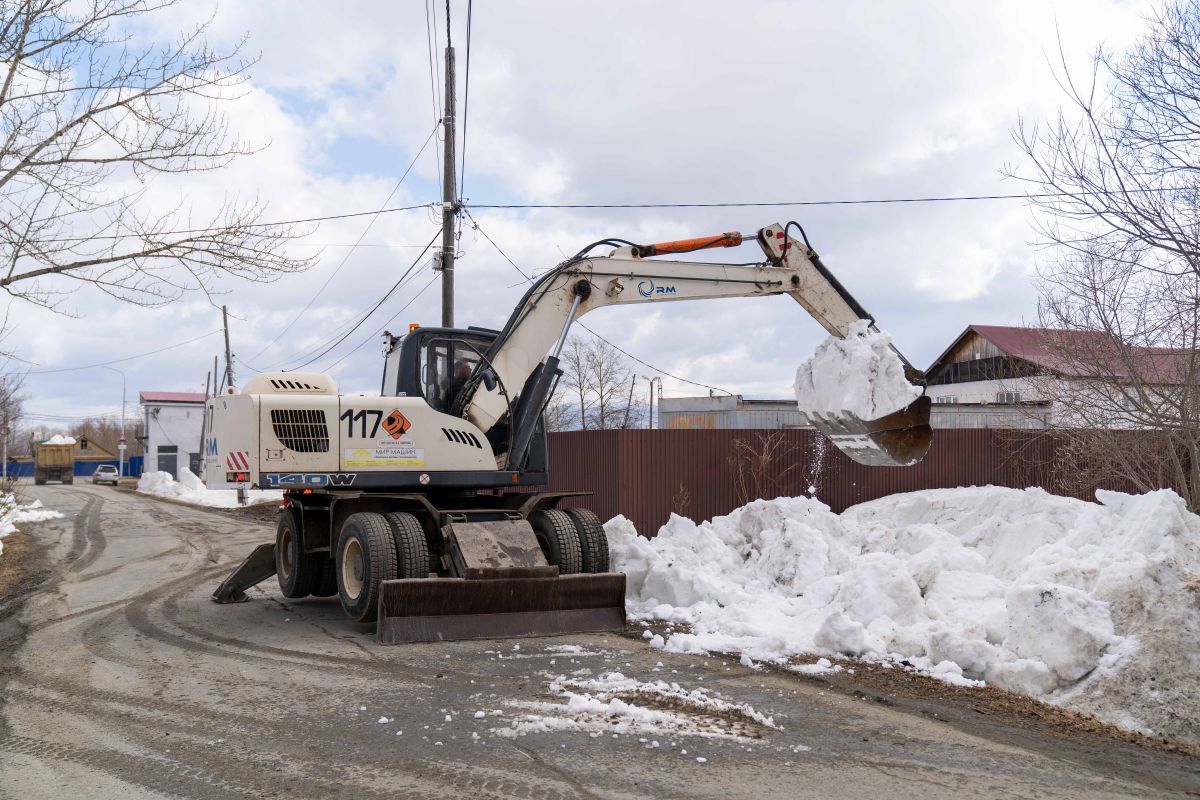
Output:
(12, 0), (1157, 427)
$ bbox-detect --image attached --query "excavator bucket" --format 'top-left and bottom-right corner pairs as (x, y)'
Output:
(807, 395), (933, 467)
(377, 519), (627, 644)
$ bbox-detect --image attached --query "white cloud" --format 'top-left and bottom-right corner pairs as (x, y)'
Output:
(12, 0), (1162, 420)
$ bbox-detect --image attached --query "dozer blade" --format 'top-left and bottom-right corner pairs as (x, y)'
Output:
(376, 573), (627, 644)
(212, 543), (276, 604)
(808, 395), (933, 467)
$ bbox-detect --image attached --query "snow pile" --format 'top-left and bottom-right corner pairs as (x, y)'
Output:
(137, 469), (282, 508)
(0, 495), (64, 555)
(608, 486), (1200, 742)
(793, 320), (920, 420)
(40, 434), (76, 446)
(494, 671), (779, 741)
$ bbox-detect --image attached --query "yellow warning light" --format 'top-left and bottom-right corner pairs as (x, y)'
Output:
(409, 322), (420, 332)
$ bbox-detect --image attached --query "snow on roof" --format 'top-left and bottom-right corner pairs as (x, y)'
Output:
(139, 391), (206, 404)
(929, 324), (1197, 384)
(41, 434), (76, 446)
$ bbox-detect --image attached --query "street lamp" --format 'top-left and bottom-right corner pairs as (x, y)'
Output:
(645, 376), (662, 429)
(98, 365), (127, 477)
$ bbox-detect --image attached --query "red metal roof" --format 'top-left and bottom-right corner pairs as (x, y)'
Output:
(929, 325), (1196, 383)
(139, 391), (206, 404)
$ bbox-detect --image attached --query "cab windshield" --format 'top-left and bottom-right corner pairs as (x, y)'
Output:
(418, 335), (488, 413)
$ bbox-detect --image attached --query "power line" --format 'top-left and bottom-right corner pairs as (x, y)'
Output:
(424, 0), (442, 191)
(26, 330), (223, 374)
(462, 186), (1184, 210)
(25, 203), (436, 245)
(23, 410), (124, 421)
(459, 0), (473, 202)
(247, 124), (440, 362)
(462, 209), (733, 395)
(323, 273), (441, 372)
(289, 230), (441, 371)
(24, 185), (1178, 251)
(269, 232), (437, 372)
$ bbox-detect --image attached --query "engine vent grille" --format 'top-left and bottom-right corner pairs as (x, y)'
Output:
(269, 378), (323, 391)
(441, 427), (482, 448)
(271, 409), (329, 452)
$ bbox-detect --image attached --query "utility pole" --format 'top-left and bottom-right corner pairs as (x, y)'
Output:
(198, 369), (211, 476)
(439, 42), (458, 327)
(622, 374), (636, 429)
(222, 305), (235, 391)
(99, 365), (126, 477)
(213, 355), (220, 393)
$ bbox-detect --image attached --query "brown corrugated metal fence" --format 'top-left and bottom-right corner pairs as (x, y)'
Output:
(538, 429), (1138, 534)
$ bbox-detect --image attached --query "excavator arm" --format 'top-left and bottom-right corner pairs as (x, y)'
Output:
(457, 223), (932, 468)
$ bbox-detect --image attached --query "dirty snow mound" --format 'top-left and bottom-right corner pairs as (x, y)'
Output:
(607, 486), (1200, 743)
(0, 494), (64, 555)
(793, 320), (920, 420)
(137, 469), (282, 508)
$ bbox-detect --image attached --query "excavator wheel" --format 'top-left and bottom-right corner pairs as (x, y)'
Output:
(336, 512), (397, 623)
(384, 511), (432, 580)
(565, 507), (609, 573)
(276, 510), (319, 598)
(530, 508), (582, 575)
(311, 559), (338, 597)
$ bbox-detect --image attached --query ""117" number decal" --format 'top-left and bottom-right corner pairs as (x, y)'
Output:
(340, 408), (382, 438)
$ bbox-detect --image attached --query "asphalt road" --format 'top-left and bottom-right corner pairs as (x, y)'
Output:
(1, 483), (1196, 799)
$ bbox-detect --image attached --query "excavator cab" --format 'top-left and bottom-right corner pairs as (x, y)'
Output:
(382, 325), (550, 475)
(382, 326), (495, 408)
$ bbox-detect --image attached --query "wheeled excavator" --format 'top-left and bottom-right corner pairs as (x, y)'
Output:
(208, 223), (932, 642)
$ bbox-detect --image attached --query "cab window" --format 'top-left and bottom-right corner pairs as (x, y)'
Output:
(419, 337), (485, 412)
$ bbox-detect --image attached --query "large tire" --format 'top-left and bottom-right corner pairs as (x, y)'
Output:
(276, 510), (319, 598)
(530, 508), (582, 575)
(566, 507), (609, 573)
(384, 511), (432, 580)
(311, 559), (338, 597)
(336, 512), (397, 623)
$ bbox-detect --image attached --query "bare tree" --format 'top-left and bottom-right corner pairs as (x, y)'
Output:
(586, 338), (639, 430)
(549, 336), (643, 430)
(0, 0), (314, 314)
(542, 398), (576, 433)
(558, 336), (593, 430)
(69, 415), (140, 455)
(728, 431), (800, 506)
(0, 365), (22, 479)
(1013, 0), (1200, 510)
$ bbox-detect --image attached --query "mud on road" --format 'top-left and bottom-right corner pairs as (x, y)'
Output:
(1, 483), (1196, 800)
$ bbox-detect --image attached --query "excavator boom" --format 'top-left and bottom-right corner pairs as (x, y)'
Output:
(458, 223), (932, 468)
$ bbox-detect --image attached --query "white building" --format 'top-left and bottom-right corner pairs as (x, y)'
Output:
(658, 395), (812, 430)
(140, 391), (206, 478)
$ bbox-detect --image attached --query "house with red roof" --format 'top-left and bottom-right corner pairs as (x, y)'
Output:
(140, 390), (207, 478)
(924, 325), (1197, 428)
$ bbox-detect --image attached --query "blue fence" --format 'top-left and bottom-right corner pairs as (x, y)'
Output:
(4, 455), (144, 479)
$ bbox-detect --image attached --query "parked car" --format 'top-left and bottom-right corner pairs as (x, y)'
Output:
(92, 464), (119, 486)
